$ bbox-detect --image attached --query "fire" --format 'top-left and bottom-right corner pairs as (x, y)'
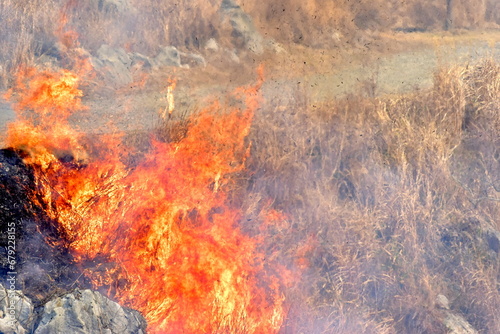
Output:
(161, 78), (177, 119)
(6, 66), (290, 333)
(5, 68), (87, 169)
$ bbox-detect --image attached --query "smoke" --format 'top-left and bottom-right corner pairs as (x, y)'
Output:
(1, 1), (500, 333)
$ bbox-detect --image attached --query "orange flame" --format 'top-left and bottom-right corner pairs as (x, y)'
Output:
(6, 66), (289, 333)
(5, 68), (87, 169)
(160, 78), (177, 119)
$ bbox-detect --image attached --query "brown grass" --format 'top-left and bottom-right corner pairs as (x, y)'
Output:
(0, 0), (499, 88)
(1, 1), (500, 332)
(147, 57), (499, 333)
(141, 57), (499, 333)
(226, 59), (499, 333)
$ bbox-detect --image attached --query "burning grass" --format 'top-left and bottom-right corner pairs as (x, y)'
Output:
(1, 55), (499, 333)
(4, 65), (294, 334)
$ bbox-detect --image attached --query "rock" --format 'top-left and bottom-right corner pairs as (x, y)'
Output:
(91, 45), (155, 88)
(130, 53), (152, 69)
(443, 312), (478, 334)
(0, 284), (34, 334)
(91, 45), (133, 88)
(179, 52), (206, 68)
(485, 229), (500, 254)
(227, 50), (240, 63)
(204, 38), (219, 52)
(265, 39), (287, 54)
(33, 289), (146, 334)
(91, 44), (205, 84)
(436, 294), (450, 310)
(220, 0), (264, 54)
(93, 0), (134, 14)
(150, 46), (206, 69)
(435, 294), (478, 334)
(152, 46), (182, 68)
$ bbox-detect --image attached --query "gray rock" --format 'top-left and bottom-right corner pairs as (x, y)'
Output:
(33, 289), (146, 334)
(96, 45), (132, 68)
(91, 45), (133, 88)
(0, 284), (34, 334)
(179, 52), (206, 68)
(436, 294), (450, 310)
(93, 0), (134, 14)
(91, 45), (156, 88)
(152, 46), (182, 68)
(220, 0), (264, 54)
(485, 229), (500, 254)
(90, 44), (205, 86)
(435, 294), (478, 334)
(151, 46), (206, 69)
(443, 312), (478, 334)
(131, 53), (152, 69)
(265, 39), (287, 54)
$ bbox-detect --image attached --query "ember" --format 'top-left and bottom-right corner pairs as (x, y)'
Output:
(5, 66), (290, 333)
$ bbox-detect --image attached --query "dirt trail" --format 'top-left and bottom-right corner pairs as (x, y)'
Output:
(1, 34), (499, 144)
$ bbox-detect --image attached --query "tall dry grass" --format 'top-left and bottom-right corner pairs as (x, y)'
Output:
(229, 59), (499, 333)
(0, 0), (60, 86)
(148, 58), (500, 333)
(1, 0), (499, 87)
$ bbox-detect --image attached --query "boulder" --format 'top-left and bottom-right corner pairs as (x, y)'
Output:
(436, 294), (478, 334)
(443, 312), (478, 334)
(93, 0), (134, 14)
(152, 46), (182, 68)
(220, 0), (264, 54)
(151, 46), (206, 69)
(33, 289), (146, 334)
(0, 285), (34, 334)
(91, 45), (134, 88)
(179, 52), (206, 68)
(204, 38), (219, 52)
(91, 45), (162, 88)
(484, 228), (500, 254)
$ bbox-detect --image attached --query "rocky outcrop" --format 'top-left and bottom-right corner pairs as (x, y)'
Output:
(91, 45), (142, 88)
(220, 0), (264, 54)
(90, 44), (206, 87)
(34, 289), (146, 334)
(151, 46), (182, 68)
(0, 284), (146, 334)
(0, 285), (34, 334)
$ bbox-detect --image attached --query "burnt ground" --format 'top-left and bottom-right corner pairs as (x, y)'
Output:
(0, 148), (89, 307)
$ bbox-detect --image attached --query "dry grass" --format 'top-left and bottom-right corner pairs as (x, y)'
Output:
(0, 0), (59, 86)
(0, 0), (499, 88)
(1, 1), (500, 332)
(142, 57), (499, 333)
(223, 59), (499, 333)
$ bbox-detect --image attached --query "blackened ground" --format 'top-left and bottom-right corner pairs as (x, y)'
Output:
(0, 148), (89, 306)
